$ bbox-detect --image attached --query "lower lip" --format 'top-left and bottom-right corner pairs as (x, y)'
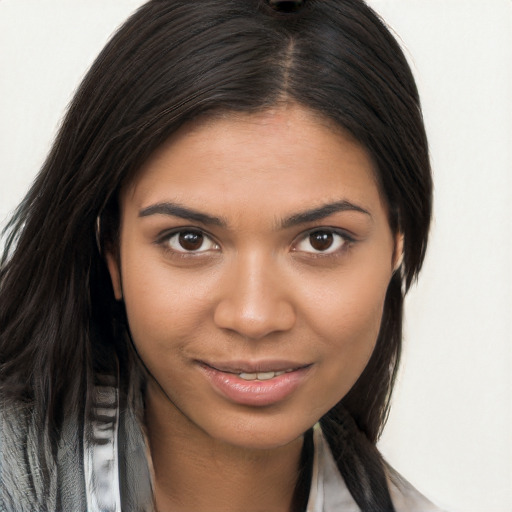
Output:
(199, 364), (310, 407)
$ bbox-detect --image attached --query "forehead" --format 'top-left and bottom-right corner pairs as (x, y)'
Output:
(124, 104), (386, 221)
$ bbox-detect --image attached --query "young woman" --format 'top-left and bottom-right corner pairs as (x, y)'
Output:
(0, 1), (441, 511)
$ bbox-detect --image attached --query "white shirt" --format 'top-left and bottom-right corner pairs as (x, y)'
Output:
(307, 425), (444, 512)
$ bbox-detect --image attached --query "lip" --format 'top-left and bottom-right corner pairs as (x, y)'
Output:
(202, 359), (309, 374)
(198, 360), (312, 407)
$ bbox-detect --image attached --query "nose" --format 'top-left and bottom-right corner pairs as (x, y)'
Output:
(213, 252), (296, 340)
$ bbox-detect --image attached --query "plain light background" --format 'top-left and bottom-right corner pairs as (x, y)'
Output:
(1, 1), (511, 511)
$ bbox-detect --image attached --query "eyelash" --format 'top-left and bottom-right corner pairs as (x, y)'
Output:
(156, 227), (355, 258)
(292, 228), (354, 256)
(157, 228), (220, 256)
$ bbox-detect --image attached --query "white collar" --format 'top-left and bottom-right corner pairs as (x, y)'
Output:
(306, 424), (360, 512)
(307, 424), (444, 512)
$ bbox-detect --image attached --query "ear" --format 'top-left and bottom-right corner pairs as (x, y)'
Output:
(105, 250), (123, 300)
(392, 232), (404, 273)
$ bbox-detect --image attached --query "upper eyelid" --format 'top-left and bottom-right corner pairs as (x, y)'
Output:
(291, 228), (355, 256)
(156, 226), (217, 242)
(295, 226), (356, 242)
(155, 228), (221, 256)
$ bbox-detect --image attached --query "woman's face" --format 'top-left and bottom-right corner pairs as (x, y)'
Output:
(107, 105), (400, 450)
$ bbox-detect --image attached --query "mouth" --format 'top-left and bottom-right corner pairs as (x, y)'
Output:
(201, 361), (310, 381)
(233, 369), (295, 381)
(198, 360), (312, 406)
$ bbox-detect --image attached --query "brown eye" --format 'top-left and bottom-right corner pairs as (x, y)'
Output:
(179, 231), (204, 251)
(294, 229), (348, 254)
(309, 231), (334, 251)
(165, 230), (219, 253)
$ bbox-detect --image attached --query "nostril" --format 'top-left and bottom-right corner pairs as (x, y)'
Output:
(266, 0), (305, 13)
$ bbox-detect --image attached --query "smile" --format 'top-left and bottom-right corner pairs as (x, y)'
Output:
(237, 370), (293, 381)
(199, 361), (312, 406)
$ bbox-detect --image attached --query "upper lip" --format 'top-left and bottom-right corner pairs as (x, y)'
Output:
(200, 360), (311, 374)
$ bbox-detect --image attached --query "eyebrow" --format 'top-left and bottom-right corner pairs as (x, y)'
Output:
(139, 203), (227, 227)
(139, 200), (370, 228)
(282, 200), (371, 228)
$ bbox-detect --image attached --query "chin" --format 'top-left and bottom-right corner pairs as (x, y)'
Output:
(203, 410), (316, 452)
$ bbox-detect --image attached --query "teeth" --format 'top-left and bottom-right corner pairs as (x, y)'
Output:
(257, 371), (275, 381)
(238, 370), (292, 381)
(239, 372), (258, 380)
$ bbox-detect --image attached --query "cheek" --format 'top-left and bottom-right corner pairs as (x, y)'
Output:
(302, 261), (389, 341)
(322, 299), (384, 382)
(299, 264), (390, 394)
(119, 249), (211, 357)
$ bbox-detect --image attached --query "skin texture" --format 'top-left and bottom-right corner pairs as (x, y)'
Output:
(107, 104), (401, 512)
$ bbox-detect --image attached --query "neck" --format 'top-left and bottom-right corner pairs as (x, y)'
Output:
(144, 381), (305, 512)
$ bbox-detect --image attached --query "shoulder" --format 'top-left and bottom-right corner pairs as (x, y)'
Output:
(309, 425), (446, 512)
(0, 393), (87, 511)
(0, 395), (42, 511)
(386, 467), (446, 512)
